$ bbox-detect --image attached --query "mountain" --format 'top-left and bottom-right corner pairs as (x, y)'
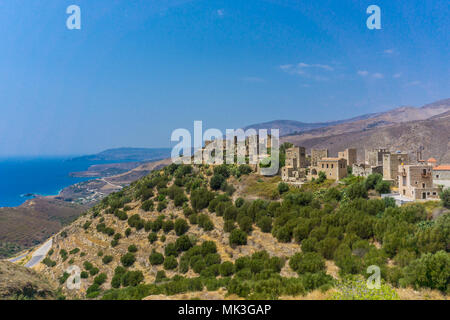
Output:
(244, 112), (379, 136)
(281, 99), (450, 162)
(0, 198), (88, 259)
(246, 98), (450, 137)
(72, 148), (172, 162)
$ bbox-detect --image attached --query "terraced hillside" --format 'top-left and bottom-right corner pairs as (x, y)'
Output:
(37, 163), (449, 300)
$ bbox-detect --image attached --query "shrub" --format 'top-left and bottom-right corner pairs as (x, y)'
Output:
(120, 253), (136, 267)
(174, 218), (189, 236)
(375, 180), (391, 194)
(69, 248), (80, 255)
(238, 215), (253, 233)
(102, 255), (113, 264)
(331, 278), (399, 300)
(128, 214), (144, 230)
(365, 173), (383, 190)
(174, 194), (188, 207)
(439, 188), (450, 209)
(219, 261), (234, 276)
(157, 201), (167, 212)
(163, 256), (178, 270)
(115, 210), (128, 220)
(42, 257), (56, 267)
(277, 182), (289, 194)
(80, 271), (89, 279)
(165, 242), (178, 257)
(289, 252), (325, 274)
(402, 250), (449, 292)
(148, 232), (158, 243)
(162, 220), (174, 233)
(213, 164), (230, 178)
(149, 251), (164, 265)
(224, 220), (236, 233)
(256, 216), (272, 233)
(94, 273), (107, 286)
(238, 164), (252, 176)
(210, 174), (225, 190)
(89, 267), (100, 276)
(175, 235), (193, 252)
(128, 245), (138, 253)
(86, 283), (100, 298)
(201, 241), (217, 255)
(121, 271), (144, 287)
(83, 261), (93, 271)
(190, 188), (215, 212)
(198, 214), (214, 231)
(224, 206), (238, 221)
(347, 182), (368, 199)
(142, 200), (154, 212)
(229, 229), (247, 246)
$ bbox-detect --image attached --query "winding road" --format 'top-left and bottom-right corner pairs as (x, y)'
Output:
(24, 238), (53, 268)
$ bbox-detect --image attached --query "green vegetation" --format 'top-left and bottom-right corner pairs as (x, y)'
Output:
(48, 163), (449, 300)
(440, 188), (450, 209)
(120, 253), (136, 267)
(331, 277), (399, 300)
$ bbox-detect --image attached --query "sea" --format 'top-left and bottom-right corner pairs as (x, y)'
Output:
(0, 156), (106, 207)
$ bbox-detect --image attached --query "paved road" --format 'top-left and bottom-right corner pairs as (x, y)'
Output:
(24, 238), (53, 268)
(8, 253), (28, 263)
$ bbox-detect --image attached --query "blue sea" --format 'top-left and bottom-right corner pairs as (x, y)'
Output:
(0, 157), (105, 207)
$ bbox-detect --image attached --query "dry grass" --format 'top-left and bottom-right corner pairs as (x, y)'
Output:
(396, 287), (448, 300)
(239, 175), (281, 199)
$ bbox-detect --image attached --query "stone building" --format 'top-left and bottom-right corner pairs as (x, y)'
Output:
(433, 165), (450, 188)
(310, 157), (348, 181)
(352, 163), (383, 177)
(311, 149), (329, 167)
(365, 148), (389, 166)
(398, 164), (440, 200)
(281, 146), (307, 183)
(383, 152), (409, 183)
(338, 148), (357, 166)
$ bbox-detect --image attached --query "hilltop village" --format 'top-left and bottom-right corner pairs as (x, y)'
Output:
(281, 145), (449, 203)
(197, 133), (449, 204)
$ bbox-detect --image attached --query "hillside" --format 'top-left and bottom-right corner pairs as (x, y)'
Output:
(0, 260), (56, 299)
(0, 198), (88, 259)
(282, 105), (450, 162)
(34, 163), (449, 300)
(0, 159), (171, 259)
(244, 113), (378, 136)
(246, 98), (449, 137)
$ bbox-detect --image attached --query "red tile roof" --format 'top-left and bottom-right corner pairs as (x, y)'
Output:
(433, 165), (450, 171)
(427, 157), (437, 163)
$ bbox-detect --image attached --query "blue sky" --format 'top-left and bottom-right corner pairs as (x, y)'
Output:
(0, 0), (448, 155)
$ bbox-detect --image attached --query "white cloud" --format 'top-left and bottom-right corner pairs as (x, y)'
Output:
(372, 73), (384, 79)
(357, 70), (384, 79)
(280, 62), (334, 79)
(393, 73), (402, 78)
(357, 70), (369, 76)
(384, 49), (395, 54)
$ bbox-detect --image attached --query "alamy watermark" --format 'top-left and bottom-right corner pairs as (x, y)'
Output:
(66, 5), (81, 30)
